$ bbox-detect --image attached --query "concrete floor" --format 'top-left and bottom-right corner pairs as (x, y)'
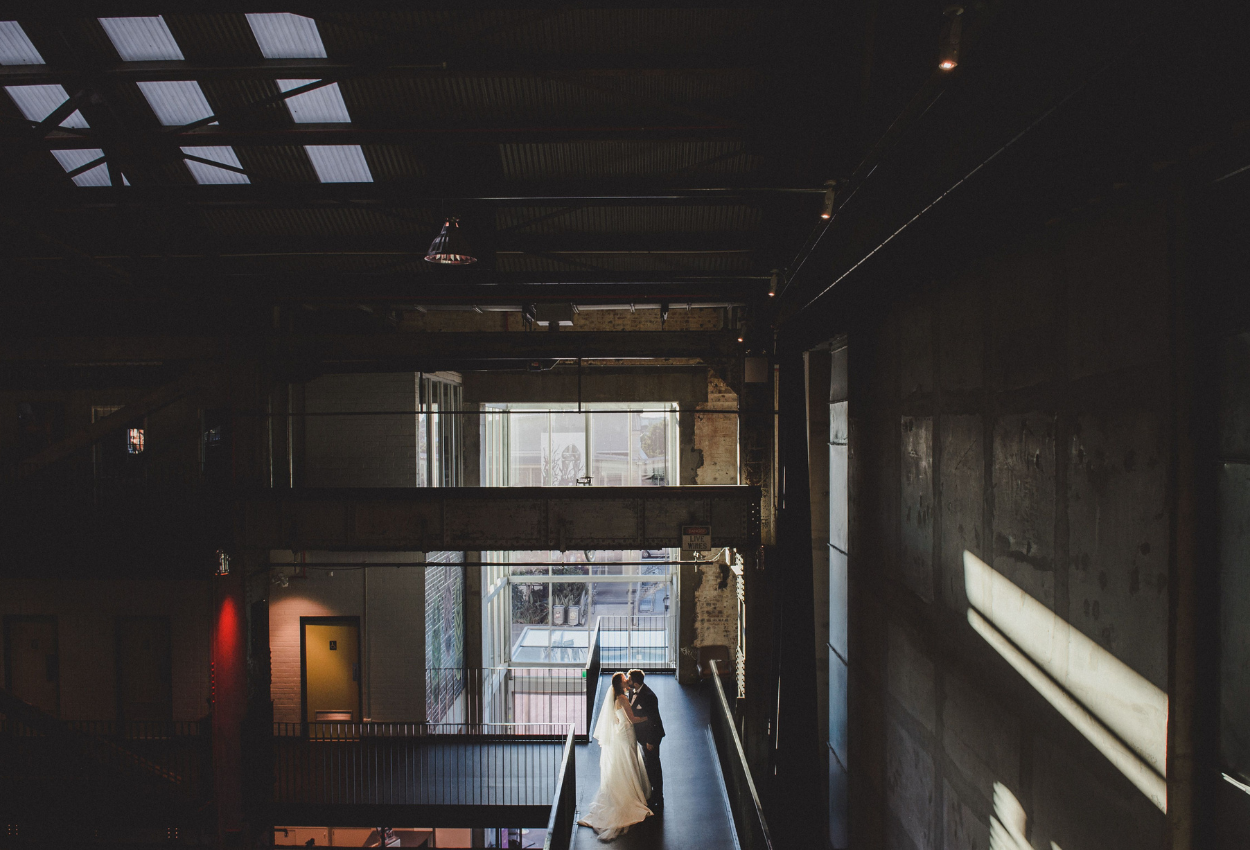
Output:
(572, 673), (739, 849)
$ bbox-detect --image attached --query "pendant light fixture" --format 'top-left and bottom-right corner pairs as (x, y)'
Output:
(938, 6), (964, 71)
(424, 216), (476, 264)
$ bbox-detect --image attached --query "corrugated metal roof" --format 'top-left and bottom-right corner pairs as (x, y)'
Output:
(200, 207), (430, 239)
(277, 80), (352, 123)
(181, 146), (249, 184)
(199, 78), (292, 129)
(136, 80), (215, 126)
(5, 84), (89, 128)
(0, 21), (44, 65)
(246, 13), (326, 59)
(98, 16), (184, 61)
(305, 145), (374, 183)
(495, 205), (762, 235)
(496, 252), (755, 273)
(234, 144), (316, 183)
(51, 148), (111, 187)
(338, 74), (749, 124)
(313, 9), (761, 58)
(164, 13), (262, 63)
(360, 145), (426, 181)
(499, 141), (760, 181)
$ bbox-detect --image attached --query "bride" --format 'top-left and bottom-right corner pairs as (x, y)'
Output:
(577, 672), (654, 840)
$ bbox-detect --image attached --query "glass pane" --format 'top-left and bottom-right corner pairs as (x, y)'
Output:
(590, 411), (629, 486)
(548, 411), (585, 486)
(510, 412), (549, 486)
(635, 409), (669, 486)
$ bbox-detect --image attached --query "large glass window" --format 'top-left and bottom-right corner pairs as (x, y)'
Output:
(487, 549), (677, 668)
(480, 403), (679, 487)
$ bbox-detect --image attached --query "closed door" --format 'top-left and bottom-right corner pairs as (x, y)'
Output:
(117, 617), (172, 723)
(303, 620), (361, 723)
(4, 617), (59, 715)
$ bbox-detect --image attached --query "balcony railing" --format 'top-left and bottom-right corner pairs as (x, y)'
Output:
(709, 659), (774, 850)
(0, 694), (211, 825)
(271, 721), (574, 828)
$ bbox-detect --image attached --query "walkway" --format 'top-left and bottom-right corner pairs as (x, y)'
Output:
(572, 673), (739, 850)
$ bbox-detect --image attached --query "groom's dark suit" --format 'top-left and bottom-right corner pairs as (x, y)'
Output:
(630, 683), (665, 807)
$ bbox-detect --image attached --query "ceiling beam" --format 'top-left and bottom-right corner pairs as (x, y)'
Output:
(0, 59), (767, 86)
(26, 122), (746, 151)
(0, 331), (743, 364)
(3, 235), (766, 259)
(0, 183), (820, 211)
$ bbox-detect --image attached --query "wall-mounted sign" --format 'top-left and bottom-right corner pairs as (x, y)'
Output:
(682, 524), (711, 552)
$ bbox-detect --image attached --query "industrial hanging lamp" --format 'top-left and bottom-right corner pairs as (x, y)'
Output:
(938, 6), (964, 71)
(424, 216), (477, 264)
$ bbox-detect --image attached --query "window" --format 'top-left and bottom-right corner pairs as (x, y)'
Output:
(126, 428), (144, 454)
(425, 551), (465, 723)
(480, 402), (679, 487)
(486, 549), (678, 669)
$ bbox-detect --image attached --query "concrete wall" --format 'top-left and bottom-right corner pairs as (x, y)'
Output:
(844, 198), (1176, 849)
(0, 579), (211, 722)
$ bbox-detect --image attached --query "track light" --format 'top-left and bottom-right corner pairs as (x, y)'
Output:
(768, 270), (780, 297)
(939, 6), (964, 71)
(820, 180), (837, 220)
(424, 216), (476, 264)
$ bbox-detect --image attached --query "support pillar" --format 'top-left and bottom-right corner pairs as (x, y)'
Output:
(212, 563), (247, 846)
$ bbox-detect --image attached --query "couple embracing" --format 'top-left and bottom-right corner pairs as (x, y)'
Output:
(577, 669), (665, 841)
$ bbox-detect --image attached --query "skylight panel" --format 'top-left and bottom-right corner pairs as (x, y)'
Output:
(305, 145), (373, 183)
(98, 16), (184, 61)
(137, 80), (215, 126)
(245, 13), (327, 59)
(51, 149), (111, 187)
(0, 21), (45, 64)
(181, 146), (249, 185)
(277, 79), (351, 123)
(5, 84), (89, 128)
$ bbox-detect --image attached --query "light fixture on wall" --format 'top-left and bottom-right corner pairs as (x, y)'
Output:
(820, 180), (837, 220)
(939, 6), (964, 71)
(216, 549), (230, 576)
(424, 216), (476, 264)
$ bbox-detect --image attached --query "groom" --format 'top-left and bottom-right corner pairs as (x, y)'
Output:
(628, 669), (665, 812)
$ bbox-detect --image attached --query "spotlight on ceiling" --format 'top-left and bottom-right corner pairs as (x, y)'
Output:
(768, 270), (780, 297)
(820, 180), (837, 220)
(939, 6), (964, 71)
(424, 216), (476, 264)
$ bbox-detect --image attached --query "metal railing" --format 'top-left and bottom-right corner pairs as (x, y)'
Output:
(424, 666), (591, 738)
(543, 725), (578, 850)
(0, 692), (210, 810)
(598, 614), (673, 670)
(585, 621), (602, 736)
(271, 722), (570, 808)
(709, 660), (774, 850)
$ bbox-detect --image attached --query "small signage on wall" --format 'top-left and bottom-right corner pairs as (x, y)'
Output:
(682, 524), (711, 552)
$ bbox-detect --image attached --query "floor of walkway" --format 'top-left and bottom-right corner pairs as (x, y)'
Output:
(572, 673), (739, 850)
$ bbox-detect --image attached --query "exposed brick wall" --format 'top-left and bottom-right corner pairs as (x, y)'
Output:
(0, 579), (212, 722)
(691, 370), (740, 659)
(399, 307), (724, 333)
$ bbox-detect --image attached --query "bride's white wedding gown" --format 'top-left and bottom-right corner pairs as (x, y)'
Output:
(577, 693), (653, 840)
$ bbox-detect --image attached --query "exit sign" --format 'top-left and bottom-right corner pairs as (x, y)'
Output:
(682, 524), (711, 552)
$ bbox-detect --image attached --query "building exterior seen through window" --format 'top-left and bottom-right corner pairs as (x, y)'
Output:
(480, 402), (679, 487)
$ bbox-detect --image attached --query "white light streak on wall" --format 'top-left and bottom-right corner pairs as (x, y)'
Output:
(963, 551), (1168, 781)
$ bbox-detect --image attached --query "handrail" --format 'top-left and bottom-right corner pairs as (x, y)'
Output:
(709, 659), (774, 850)
(584, 620), (602, 738)
(543, 724), (578, 850)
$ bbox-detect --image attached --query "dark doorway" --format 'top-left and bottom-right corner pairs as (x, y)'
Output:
(3, 615), (60, 716)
